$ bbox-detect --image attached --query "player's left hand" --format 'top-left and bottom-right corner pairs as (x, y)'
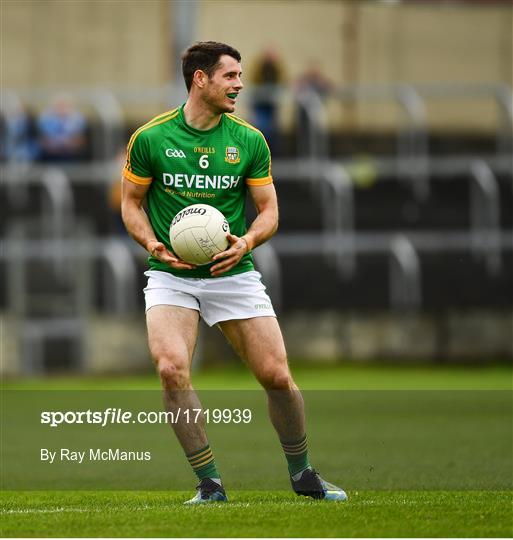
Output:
(210, 233), (249, 276)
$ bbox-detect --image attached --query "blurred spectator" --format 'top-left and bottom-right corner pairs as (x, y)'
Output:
(295, 63), (333, 156)
(249, 48), (286, 153)
(38, 93), (87, 161)
(1, 99), (39, 162)
(107, 149), (127, 234)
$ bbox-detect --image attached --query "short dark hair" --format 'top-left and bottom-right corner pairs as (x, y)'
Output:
(182, 41), (242, 92)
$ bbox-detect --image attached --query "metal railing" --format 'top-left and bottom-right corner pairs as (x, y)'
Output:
(332, 84), (430, 199)
(2, 155), (508, 309)
(389, 235), (422, 311)
(469, 160), (502, 276)
(1, 81), (511, 373)
(272, 160), (356, 279)
(253, 242), (283, 313)
(2, 236), (140, 316)
(4, 81), (510, 160)
(414, 82), (513, 160)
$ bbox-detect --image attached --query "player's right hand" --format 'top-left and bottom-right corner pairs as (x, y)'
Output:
(147, 240), (197, 270)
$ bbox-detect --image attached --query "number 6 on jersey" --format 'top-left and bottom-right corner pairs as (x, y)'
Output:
(199, 154), (209, 169)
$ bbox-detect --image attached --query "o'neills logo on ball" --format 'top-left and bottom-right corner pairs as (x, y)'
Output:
(222, 220), (229, 232)
(171, 206), (207, 226)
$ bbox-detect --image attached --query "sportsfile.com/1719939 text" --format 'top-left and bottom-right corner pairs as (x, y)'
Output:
(40, 408), (252, 428)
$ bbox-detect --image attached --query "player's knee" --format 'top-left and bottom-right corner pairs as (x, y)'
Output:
(261, 367), (293, 391)
(156, 357), (190, 390)
(273, 370), (294, 390)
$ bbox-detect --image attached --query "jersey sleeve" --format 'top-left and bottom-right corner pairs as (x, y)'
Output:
(123, 130), (153, 185)
(246, 132), (273, 186)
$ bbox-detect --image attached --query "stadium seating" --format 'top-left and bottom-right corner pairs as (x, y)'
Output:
(1, 82), (512, 370)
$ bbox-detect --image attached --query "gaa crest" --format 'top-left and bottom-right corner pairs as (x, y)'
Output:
(225, 146), (240, 164)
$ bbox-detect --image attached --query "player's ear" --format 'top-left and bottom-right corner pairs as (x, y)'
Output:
(193, 69), (208, 89)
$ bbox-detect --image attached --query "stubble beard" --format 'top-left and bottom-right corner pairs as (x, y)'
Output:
(203, 88), (234, 115)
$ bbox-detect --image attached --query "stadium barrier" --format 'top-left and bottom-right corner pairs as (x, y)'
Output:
(1, 82), (511, 372)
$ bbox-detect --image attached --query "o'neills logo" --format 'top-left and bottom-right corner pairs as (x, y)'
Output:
(171, 206), (206, 226)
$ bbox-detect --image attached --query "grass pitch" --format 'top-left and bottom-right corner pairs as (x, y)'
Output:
(5, 362), (511, 390)
(2, 490), (512, 537)
(2, 364), (512, 537)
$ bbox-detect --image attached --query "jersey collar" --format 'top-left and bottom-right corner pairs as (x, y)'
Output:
(178, 104), (224, 135)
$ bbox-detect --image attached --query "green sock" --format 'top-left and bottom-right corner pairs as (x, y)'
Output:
(281, 434), (310, 476)
(186, 444), (220, 480)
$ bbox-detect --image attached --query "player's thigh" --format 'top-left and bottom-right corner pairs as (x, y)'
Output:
(146, 305), (200, 369)
(219, 316), (289, 378)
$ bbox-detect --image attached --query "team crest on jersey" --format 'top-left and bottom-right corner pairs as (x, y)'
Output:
(225, 146), (240, 164)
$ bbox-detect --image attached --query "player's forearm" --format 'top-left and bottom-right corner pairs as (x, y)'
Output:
(242, 206), (278, 251)
(121, 201), (158, 253)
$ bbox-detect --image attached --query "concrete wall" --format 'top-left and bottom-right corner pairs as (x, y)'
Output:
(354, 3), (513, 131)
(3, 0), (171, 88)
(1, 311), (511, 376)
(3, 1), (512, 130)
(197, 1), (512, 131)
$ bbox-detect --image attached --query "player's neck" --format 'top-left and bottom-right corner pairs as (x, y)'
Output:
(183, 99), (222, 131)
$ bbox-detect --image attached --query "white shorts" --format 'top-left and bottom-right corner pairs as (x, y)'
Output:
(143, 270), (276, 327)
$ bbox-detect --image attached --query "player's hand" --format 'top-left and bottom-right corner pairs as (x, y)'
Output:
(147, 240), (197, 270)
(210, 233), (249, 277)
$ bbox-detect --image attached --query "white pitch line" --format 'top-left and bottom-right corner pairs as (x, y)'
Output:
(1, 504), (172, 515)
(2, 508), (93, 515)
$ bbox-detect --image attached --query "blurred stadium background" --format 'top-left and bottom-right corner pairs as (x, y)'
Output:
(1, 0), (512, 377)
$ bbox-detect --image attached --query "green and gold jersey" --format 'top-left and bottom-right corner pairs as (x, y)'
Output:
(123, 104), (273, 278)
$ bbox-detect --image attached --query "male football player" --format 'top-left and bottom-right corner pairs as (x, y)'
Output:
(121, 41), (346, 504)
